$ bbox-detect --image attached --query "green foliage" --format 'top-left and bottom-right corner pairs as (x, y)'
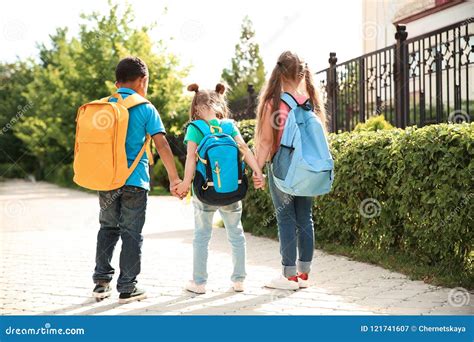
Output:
(0, 163), (27, 179)
(151, 156), (184, 190)
(241, 121), (474, 288)
(221, 16), (265, 103)
(45, 163), (75, 188)
(237, 119), (256, 144)
(0, 2), (188, 184)
(354, 115), (394, 132)
(0, 61), (36, 172)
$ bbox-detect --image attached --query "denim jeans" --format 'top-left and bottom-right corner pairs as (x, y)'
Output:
(268, 165), (314, 277)
(192, 197), (246, 285)
(92, 185), (147, 293)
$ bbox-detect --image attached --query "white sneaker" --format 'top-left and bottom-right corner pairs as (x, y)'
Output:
(185, 281), (206, 294)
(233, 281), (245, 292)
(297, 273), (310, 288)
(265, 275), (299, 290)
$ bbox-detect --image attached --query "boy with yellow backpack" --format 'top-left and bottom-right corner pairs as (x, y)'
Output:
(73, 57), (181, 303)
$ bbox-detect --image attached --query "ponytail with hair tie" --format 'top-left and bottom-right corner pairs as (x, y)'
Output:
(187, 83), (199, 93)
(215, 83), (226, 95)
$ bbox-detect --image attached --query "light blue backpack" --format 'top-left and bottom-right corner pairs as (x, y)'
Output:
(271, 92), (334, 196)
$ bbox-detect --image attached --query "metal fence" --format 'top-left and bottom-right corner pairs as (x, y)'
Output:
(316, 18), (474, 133)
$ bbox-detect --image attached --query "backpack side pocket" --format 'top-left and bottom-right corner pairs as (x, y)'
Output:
(272, 144), (294, 180)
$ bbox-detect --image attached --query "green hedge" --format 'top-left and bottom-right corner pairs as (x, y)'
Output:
(354, 114), (394, 132)
(241, 121), (473, 288)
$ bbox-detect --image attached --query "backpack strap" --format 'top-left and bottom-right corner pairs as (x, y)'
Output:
(189, 120), (212, 137)
(280, 92), (299, 111)
(119, 93), (154, 167)
(107, 93), (154, 168)
(120, 93), (150, 109)
(220, 119), (236, 136)
(125, 134), (153, 179)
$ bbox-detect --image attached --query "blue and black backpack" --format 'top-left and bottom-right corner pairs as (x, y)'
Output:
(188, 119), (248, 206)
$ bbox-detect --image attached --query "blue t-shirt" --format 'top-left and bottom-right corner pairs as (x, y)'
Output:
(109, 88), (165, 190)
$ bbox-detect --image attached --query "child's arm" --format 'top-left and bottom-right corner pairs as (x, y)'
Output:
(176, 141), (198, 196)
(152, 134), (181, 193)
(255, 102), (274, 169)
(234, 135), (265, 189)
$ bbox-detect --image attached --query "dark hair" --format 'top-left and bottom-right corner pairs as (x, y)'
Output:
(115, 56), (148, 83)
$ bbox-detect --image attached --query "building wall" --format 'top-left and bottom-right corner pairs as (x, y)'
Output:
(362, 0), (473, 53)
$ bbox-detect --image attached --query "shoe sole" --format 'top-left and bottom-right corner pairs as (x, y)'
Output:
(92, 291), (112, 299)
(185, 288), (206, 295)
(264, 284), (299, 291)
(298, 279), (310, 288)
(233, 288), (244, 293)
(118, 293), (147, 304)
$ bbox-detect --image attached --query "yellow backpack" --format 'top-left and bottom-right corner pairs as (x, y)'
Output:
(73, 92), (154, 191)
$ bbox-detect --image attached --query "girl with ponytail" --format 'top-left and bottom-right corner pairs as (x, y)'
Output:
(177, 83), (264, 294)
(254, 51), (326, 290)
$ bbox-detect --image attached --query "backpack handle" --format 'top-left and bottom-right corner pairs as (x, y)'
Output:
(189, 119), (234, 136)
(210, 125), (223, 134)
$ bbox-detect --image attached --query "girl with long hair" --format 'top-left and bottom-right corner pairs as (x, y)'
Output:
(254, 51), (326, 290)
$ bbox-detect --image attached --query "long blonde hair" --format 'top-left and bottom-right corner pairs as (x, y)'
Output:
(187, 83), (229, 120)
(256, 51), (327, 143)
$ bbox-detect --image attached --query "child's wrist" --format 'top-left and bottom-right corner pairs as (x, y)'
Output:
(169, 175), (180, 184)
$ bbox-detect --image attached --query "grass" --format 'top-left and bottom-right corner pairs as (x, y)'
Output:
(318, 241), (473, 290)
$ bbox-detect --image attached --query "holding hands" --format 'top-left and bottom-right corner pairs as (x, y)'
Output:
(170, 178), (186, 199)
(176, 180), (191, 199)
(169, 177), (191, 200)
(252, 170), (266, 190)
(171, 169), (264, 201)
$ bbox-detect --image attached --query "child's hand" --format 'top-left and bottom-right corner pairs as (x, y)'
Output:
(252, 170), (265, 190)
(176, 181), (190, 199)
(170, 178), (182, 199)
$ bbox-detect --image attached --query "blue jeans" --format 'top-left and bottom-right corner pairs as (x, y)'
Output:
(268, 165), (314, 277)
(192, 197), (246, 285)
(92, 185), (147, 293)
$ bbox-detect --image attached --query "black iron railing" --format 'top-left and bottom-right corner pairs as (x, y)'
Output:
(316, 18), (474, 132)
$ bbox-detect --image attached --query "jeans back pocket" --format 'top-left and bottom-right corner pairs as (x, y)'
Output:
(272, 145), (294, 180)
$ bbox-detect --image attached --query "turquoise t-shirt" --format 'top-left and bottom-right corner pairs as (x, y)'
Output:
(184, 119), (240, 145)
(109, 88), (165, 190)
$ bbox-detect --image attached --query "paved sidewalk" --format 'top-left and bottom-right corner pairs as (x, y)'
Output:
(0, 180), (472, 315)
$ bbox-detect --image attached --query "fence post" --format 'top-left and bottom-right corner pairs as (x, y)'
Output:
(435, 51), (443, 123)
(394, 25), (409, 129)
(359, 57), (366, 123)
(327, 52), (338, 132)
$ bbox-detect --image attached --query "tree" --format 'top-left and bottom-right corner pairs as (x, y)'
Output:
(0, 60), (36, 175)
(221, 16), (265, 103)
(4, 2), (188, 181)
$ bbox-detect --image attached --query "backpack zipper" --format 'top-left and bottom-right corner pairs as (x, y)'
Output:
(213, 161), (221, 188)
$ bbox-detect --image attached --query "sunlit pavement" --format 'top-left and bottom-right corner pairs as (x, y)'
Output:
(0, 180), (472, 316)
